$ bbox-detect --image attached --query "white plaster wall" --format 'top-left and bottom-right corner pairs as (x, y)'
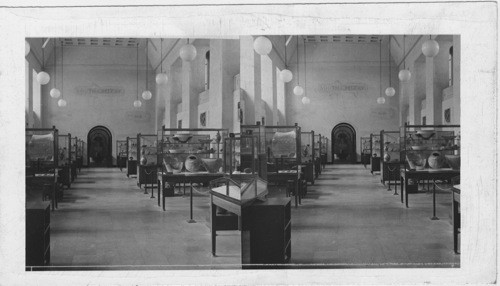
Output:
(286, 42), (400, 161)
(42, 46), (156, 165)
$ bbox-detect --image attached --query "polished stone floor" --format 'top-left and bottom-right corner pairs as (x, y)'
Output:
(50, 164), (460, 269)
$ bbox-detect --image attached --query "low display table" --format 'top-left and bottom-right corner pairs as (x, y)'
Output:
(267, 171), (300, 207)
(400, 168), (460, 219)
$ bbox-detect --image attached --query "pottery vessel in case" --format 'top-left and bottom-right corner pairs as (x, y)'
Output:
(445, 154), (460, 170)
(163, 157), (183, 173)
(185, 155), (203, 172)
(201, 158), (223, 173)
(428, 152), (446, 169)
(406, 153), (426, 170)
(383, 153), (391, 162)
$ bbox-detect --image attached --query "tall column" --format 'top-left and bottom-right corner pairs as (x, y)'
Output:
(181, 61), (197, 128)
(407, 63), (420, 125)
(260, 55), (273, 125)
(452, 35), (461, 124)
(240, 36), (261, 125)
(272, 62), (279, 125)
(425, 56), (443, 125)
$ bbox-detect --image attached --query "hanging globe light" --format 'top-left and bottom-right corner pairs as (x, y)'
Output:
(133, 100), (142, 108)
(280, 69), (293, 83)
(398, 69), (411, 82)
(422, 38), (440, 57)
(253, 36), (272, 56)
(385, 87), (396, 97)
(142, 90), (152, 100)
(301, 96), (311, 105)
(25, 41), (30, 56)
(156, 73), (168, 84)
(57, 98), (67, 107)
(180, 42), (197, 62)
(50, 88), (61, 99)
(37, 71), (50, 85)
(377, 97), (386, 104)
(293, 85), (304, 96)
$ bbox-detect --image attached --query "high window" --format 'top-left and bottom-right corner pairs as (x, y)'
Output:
(204, 51), (210, 90)
(448, 46), (453, 87)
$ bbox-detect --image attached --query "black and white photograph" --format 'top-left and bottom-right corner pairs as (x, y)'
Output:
(0, 1), (497, 285)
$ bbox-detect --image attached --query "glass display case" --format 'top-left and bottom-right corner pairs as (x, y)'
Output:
(360, 136), (371, 168)
(70, 136), (78, 181)
(300, 131), (315, 185)
(402, 124), (460, 172)
(241, 123), (267, 180)
(137, 133), (158, 189)
(264, 124), (303, 207)
(126, 136), (138, 177)
(76, 139), (84, 172)
(400, 124), (461, 213)
(116, 139), (127, 171)
(370, 133), (381, 174)
(321, 136), (330, 165)
(380, 130), (403, 188)
(57, 133), (72, 189)
(313, 133), (321, 177)
(26, 126), (59, 210)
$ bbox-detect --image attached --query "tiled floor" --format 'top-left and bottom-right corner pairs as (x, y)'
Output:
(50, 164), (460, 269)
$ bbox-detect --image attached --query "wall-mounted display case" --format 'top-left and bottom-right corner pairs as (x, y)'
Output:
(116, 139), (127, 171)
(300, 131), (315, 185)
(137, 133), (158, 189)
(26, 126), (59, 210)
(400, 124), (460, 213)
(380, 130), (403, 187)
(126, 136), (138, 177)
(360, 136), (371, 168)
(57, 133), (72, 189)
(370, 133), (381, 174)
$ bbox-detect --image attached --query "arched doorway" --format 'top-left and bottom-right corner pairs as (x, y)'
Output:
(331, 123), (356, 164)
(87, 126), (112, 167)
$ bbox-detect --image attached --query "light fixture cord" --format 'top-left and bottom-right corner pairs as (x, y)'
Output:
(388, 39), (391, 86)
(61, 42), (64, 99)
(284, 35), (287, 68)
(160, 38), (163, 73)
(145, 40), (148, 90)
(403, 35), (406, 69)
(296, 36), (300, 84)
(136, 43), (139, 100)
(41, 38), (44, 70)
(53, 39), (56, 88)
(379, 39), (382, 97)
(304, 38), (307, 92)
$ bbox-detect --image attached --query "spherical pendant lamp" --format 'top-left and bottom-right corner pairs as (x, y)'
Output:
(385, 87), (396, 97)
(398, 69), (411, 82)
(301, 96), (311, 105)
(422, 37), (440, 57)
(133, 100), (142, 108)
(142, 90), (152, 100)
(25, 41), (30, 56)
(37, 71), (50, 85)
(377, 97), (386, 104)
(253, 36), (272, 56)
(180, 40), (197, 62)
(293, 85), (304, 96)
(57, 98), (67, 107)
(156, 73), (168, 84)
(50, 88), (61, 99)
(280, 69), (293, 83)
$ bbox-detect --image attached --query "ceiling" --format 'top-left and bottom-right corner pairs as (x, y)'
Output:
(302, 35), (384, 44)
